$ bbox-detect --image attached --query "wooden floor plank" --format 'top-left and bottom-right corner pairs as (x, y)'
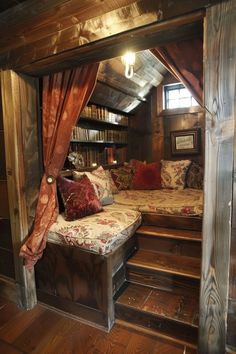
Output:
(0, 304), (45, 342)
(0, 296), (195, 354)
(0, 339), (24, 354)
(116, 283), (199, 327)
(11, 309), (66, 353)
(127, 249), (201, 279)
(0, 301), (23, 330)
(136, 226), (202, 242)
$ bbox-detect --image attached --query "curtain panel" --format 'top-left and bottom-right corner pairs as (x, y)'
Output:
(151, 38), (203, 106)
(20, 63), (99, 269)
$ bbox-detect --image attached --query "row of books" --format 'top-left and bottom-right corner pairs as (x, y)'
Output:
(68, 146), (127, 167)
(71, 127), (128, 143)
(81, 105), (129, 126)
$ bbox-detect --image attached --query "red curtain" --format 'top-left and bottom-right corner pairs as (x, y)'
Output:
(151, 38), (203, 106)
(20, 63), (99, 269)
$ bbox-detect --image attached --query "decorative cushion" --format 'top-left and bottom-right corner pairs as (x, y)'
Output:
(73, 166), (113, 206)
(57, 175), (102, 221)
(161, 159), (191, 189)
(48, 204), (142, 255)
(113, 189), (203, 216)
(105, 170), (119, 194)
(132, 162), (161, 190)
(110, 166), (134, 190)
(186, 161), (204, 189)
(129, 159), (146, 170)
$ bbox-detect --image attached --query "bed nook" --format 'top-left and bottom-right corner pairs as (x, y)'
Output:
(35, 157), (204, 344)
(0, 2), (235, 353)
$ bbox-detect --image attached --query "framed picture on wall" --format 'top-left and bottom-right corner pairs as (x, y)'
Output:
(170, 128), (201, 155)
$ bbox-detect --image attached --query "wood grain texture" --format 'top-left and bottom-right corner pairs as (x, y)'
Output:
(0, 1), (213, 73)
(117, 283), (199, 326)
(35, 242), (114, 329)
(127, 249), (201, 279)
(141, 213), (202, 231)
(199, 1), (236, 353)
(1, 70), (39, 309)
(0, 295), (193, 354)
(7, 12), (203, 77)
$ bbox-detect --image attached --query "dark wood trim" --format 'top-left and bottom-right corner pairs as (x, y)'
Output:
(0, 275), (17, 304)
(13, 12), (204, 76)
(1, 71), (38, 309)
(199, 1), (236, 353)
(141, 213), (202, 231)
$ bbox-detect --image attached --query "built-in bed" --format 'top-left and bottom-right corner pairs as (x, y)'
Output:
(35, 185), (203, 330)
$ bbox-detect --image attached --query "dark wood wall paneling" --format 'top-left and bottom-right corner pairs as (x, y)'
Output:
(128, 73), (205, 165)
(0, 1), (221, 76)
(1, 71), (41, 309)
(199, 1), (236, 353)
(0, 81), (14, 279)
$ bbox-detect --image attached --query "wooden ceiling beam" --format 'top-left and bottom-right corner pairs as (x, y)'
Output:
(0, 0), (224, 74)
(14, 12), (203, 76)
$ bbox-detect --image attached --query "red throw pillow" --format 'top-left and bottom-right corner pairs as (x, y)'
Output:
(57, 175), (102, 221)
(132, 162), (161, 190)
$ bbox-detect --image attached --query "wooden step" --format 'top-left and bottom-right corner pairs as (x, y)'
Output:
(115, 282), (199, 347)
(141, 213), (202, 231)
(136, 226), (202, 242)
(127, 249), (201, 280)
(136, 226), (202, 258)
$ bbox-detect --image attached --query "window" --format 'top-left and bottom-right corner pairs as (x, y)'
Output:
(164, 83), (198, 109)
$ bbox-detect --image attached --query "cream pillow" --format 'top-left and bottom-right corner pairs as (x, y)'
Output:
(73, 166), (113, 205)
(161, 160), (191, 189)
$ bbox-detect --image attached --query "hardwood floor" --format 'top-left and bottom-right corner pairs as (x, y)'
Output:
(0, 296), (196, 354)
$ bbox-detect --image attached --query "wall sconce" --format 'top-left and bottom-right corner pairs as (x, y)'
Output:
(122, 51), (136, 79)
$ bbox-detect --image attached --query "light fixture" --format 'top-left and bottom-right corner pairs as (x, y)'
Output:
(122, 51), (136, 79)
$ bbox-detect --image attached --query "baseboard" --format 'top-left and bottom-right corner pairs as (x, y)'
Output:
(0, 275), (17, 303)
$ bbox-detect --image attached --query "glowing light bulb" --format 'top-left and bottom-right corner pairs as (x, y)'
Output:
(122, 51), (136, 79)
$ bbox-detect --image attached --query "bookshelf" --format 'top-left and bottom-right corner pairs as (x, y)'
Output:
(68, 103), (129, 169)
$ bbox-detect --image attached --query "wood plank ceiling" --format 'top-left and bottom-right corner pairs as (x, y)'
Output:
(0, 0), (205, 113)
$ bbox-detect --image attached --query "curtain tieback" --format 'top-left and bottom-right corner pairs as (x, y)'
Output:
(46, 175), (55, 184)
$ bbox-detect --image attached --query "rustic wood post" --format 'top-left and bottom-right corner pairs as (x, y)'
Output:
(199, 1), (236, 353)
(0, 70), (41, 309)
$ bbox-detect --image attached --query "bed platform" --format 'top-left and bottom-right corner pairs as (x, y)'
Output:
(35, 188), (203, 330)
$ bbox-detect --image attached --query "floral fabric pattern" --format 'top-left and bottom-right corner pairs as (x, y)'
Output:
(113, 189), (203, 216)
(161, 160), (191, 189)
(57, 175), (102, 221)
(73, 166), (113, 206)
(186, 162), (204, 189)
(110, 166), (134, 190)
(48, 204), (141, 255)
(105, 170), (119, 194)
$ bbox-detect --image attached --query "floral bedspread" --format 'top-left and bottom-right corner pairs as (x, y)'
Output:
(113, 188), (203, 216)
(48, 204), (141, 255)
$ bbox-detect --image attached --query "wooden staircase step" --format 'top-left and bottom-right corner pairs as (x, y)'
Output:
(127, 249), (201, 279)
(115, 282), (199, 347)
(141, 213), (202, 231)
(136, 226), (202, 242)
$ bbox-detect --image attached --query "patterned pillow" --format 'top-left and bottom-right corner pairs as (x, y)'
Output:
(57, 175), (102, 221)
(73, 167), (113, 206)
(186, 161), (204, 189)
(110, 166), (134, 190)
(161, 160), (191, 190)
(132, 162), (161, 190)
(105, 170), (119, 194)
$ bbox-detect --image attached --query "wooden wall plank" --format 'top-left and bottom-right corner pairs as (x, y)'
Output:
(0, 3), (206, 76)
(199, 1), (236, 353)
(0, 0), (220, 61)
(1, 70), (41, 309)
(4, 12), (203, 76)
